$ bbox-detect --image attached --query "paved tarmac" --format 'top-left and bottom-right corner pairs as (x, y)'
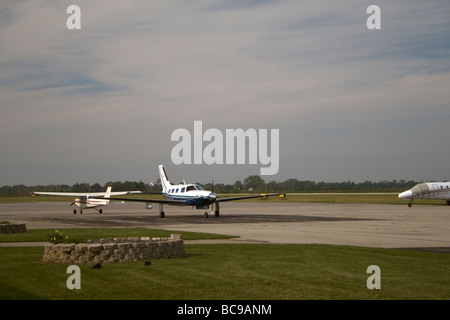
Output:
(1, 201), (449, 252)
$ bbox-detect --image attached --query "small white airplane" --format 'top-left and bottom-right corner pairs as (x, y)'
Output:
(398, 182), (450, 207)
(31, 186), (142, 214)
(107, 165), (286, 218)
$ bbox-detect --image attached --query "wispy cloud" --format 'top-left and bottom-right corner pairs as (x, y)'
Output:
(1, 1), (449, 185)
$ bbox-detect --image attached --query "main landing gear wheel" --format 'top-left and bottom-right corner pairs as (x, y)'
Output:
(73, 209), (77, 214)
(204, 212), (208, 218)
(160, 211), (165, 218)
(212, 202), (220, 217)
(99, 209), (103, 214)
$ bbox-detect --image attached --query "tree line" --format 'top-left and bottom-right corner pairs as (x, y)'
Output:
(0, 177), (418, 196)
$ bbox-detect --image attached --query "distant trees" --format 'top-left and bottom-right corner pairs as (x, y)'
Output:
(243, 175), (266, 191)
(104, 181), (149, 193)
(0, 178), (419, 196)
(254, 179), (417, 193)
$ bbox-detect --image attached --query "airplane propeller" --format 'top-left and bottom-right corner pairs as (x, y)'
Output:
(208, 192), (217, 202)
(209, 180), (218, 202)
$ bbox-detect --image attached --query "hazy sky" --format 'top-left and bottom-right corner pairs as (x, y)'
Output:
(1, 1), (450, 186)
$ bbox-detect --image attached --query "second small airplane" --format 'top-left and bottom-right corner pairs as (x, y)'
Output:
(107, 165), (285, 218)
(31, 186), (142, 214)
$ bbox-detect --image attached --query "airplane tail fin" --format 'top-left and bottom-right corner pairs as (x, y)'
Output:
(104, 186), (112, 198)
(158, 165), (172, 193)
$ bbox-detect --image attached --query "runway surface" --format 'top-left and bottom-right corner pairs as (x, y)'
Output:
(1, 201), (449, 251)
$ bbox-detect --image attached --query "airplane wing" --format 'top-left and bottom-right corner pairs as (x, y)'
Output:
(31, 191), (142, 197)
(216, 193), (285, 202)
(106, 197), (187, 205)
(107, 193), (285, 204)
(108, 191), (142, 196)
(31, 191), (89, 197)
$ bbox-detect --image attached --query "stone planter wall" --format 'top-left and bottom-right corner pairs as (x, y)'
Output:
(43, 234), (185, 264)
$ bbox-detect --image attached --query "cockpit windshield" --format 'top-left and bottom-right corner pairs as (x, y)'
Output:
(186, 185), (204, 191)
(186, 185), (196, 192)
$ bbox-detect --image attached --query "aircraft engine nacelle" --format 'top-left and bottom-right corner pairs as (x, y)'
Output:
(145, 203), (153, 210)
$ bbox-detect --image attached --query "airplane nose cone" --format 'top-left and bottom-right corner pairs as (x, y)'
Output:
(398, 190), (413, 200)
(208, 192), (217, 202)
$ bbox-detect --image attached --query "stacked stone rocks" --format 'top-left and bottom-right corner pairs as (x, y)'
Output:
(43, 234), (185, 264)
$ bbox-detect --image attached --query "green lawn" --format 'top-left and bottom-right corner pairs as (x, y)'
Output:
(1, 197), (448, 300)
(0, 228), (235, 243)
(2, 192), (446, 205)
(0, 243), (449, 300)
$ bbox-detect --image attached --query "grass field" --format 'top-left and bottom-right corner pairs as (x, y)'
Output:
(1, 194), (448, 300)
(0, 228), (236, 243)
(2, 192), (446, 206)
(0, 242), (449, 300)
(0, 228), (449, 300)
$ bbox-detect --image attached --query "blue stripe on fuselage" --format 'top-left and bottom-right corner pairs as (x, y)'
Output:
(163, 193), (211, 205)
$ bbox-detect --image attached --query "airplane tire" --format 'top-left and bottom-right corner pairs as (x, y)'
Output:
(215, 211), (220, 217)
(99, 209), (103, 214)
(160, 212), (165, 218)
(204, 212), (208, 218)
(73, 210), (77, 214)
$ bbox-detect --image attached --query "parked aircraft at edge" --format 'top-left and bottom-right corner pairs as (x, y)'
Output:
(398, 182), (450, 207)
(107, 165), (285, 218)
(31, 186), (142, 214)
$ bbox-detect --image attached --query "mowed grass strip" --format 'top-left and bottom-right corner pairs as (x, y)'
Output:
(0, 228), (236, 243)
(0, 244), (448, 300)
(2, 193), (445, 205)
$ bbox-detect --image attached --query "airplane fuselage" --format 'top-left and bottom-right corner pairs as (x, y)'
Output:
(162, 184), (217, 207)
(74, 196), (110, 209)
(398, 182), (450, 206)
